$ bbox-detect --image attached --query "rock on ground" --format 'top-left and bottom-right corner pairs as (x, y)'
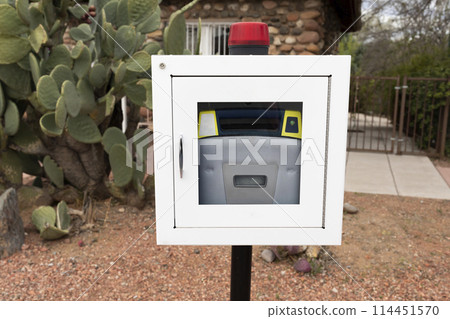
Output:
(294, 258), (311, 273)
(0, 188), (24, 258)
(261, 248), (276, 263)
(343, 203), (359, 214)
(306, 245), (321, 259)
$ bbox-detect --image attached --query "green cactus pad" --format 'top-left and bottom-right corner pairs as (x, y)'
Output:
(116, 0), (129, 27)
(134, 29), (144, 47)
(102, 127), (127, 154)
(68, 4), (88, 19)
(43, 155), (64, 188)
(31, 206), (56, 233)
(55, 96), (67, 129)
(37, 75), (60, 110)
(89, 103), (107, 125)
(40, 112), (63, 137)
(142, 42), (160, 56)
(126, 51), (151, 73)
(10, 121), (46, 155)
(4, 100), (20, 136)
(61, 80), (81, 117)
(50, 65), (75, 89)
(109, 144), (134, 187)
(137, 79), (152, 109)
(73, 45), (92, 79)
(0, 63), (31, 95)
(0, 4), (29, 35)
(114, 25), (136, 59)
(100, 16), (116, 57)
(43, 44), (73, 74)
(104, 90), (116, 116)
(32, 202), (69, 240)
(71, 40), (84, 59)
(103, 0), (118, 25)
(128, 0), (158, 25)
(39, 224), (69, 240)
(76, 79), (97, 113)
(114, 61), (127, 85)
(133, 31), (147, 53)
(124, 80), (146, 106)
(16, 0), (31, 25)
(17, 54), (31, 71)
(69, 23), (95, 42)
(29, 24), (48, 53)
(136, 7), (161, 33)
(28, 5), (45, 30)
(0, 150), (22, 185)
(0, 83), (5, 116)
(3, 86), (26, 100)
(163, 17), (185, 55)
(56, 201), (70, 230)
(67, 114), (102, 144)
(0, 34), (31, 64)
(49, 19), (61, 37)
(89, 63), (107, 88)
(29, 53), (41, 86)
(28, 92), (47, 114)
(164, 0), (199, 55)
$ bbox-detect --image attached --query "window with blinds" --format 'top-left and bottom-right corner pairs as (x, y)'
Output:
(186, 21), (234, 55)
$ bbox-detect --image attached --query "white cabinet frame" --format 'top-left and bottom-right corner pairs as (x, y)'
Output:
(152, 55), (351, 245)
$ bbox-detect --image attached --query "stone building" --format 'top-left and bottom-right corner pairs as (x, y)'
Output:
(150, 0), (362, 55)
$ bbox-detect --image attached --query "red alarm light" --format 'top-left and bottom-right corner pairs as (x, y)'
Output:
(228, 22), (270, 46)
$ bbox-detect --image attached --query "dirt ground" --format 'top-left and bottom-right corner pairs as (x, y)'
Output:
(0, 192), (448, 301)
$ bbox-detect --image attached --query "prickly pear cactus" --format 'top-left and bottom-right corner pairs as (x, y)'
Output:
(32, 203), (70, 240)
(0, 0), (200, 206)
(43, 155), (64, 188)
(56, 201), (71, 230)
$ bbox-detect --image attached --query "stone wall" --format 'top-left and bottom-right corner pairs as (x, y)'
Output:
(154, 0), (343, 55)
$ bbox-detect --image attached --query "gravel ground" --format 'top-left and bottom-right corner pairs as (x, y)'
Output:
(0, 192), (448, 301)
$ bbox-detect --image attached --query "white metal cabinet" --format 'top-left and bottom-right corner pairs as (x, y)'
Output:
(152, 56), (350, 245)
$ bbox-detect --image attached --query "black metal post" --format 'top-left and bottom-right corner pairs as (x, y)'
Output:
(230, 246), (252, 301)
(228, 22), (269, 301)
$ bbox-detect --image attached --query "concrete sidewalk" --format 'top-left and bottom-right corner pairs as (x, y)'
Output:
(345, 152), (450, 200)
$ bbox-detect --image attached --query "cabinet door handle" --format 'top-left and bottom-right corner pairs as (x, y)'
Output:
(179, 135), (183, 178)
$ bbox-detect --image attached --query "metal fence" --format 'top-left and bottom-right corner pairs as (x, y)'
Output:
(347, 76), (400, 153)
(347, 75), (449, 158)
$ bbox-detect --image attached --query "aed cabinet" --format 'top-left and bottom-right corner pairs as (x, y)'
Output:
(152, 56), (351, 245)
